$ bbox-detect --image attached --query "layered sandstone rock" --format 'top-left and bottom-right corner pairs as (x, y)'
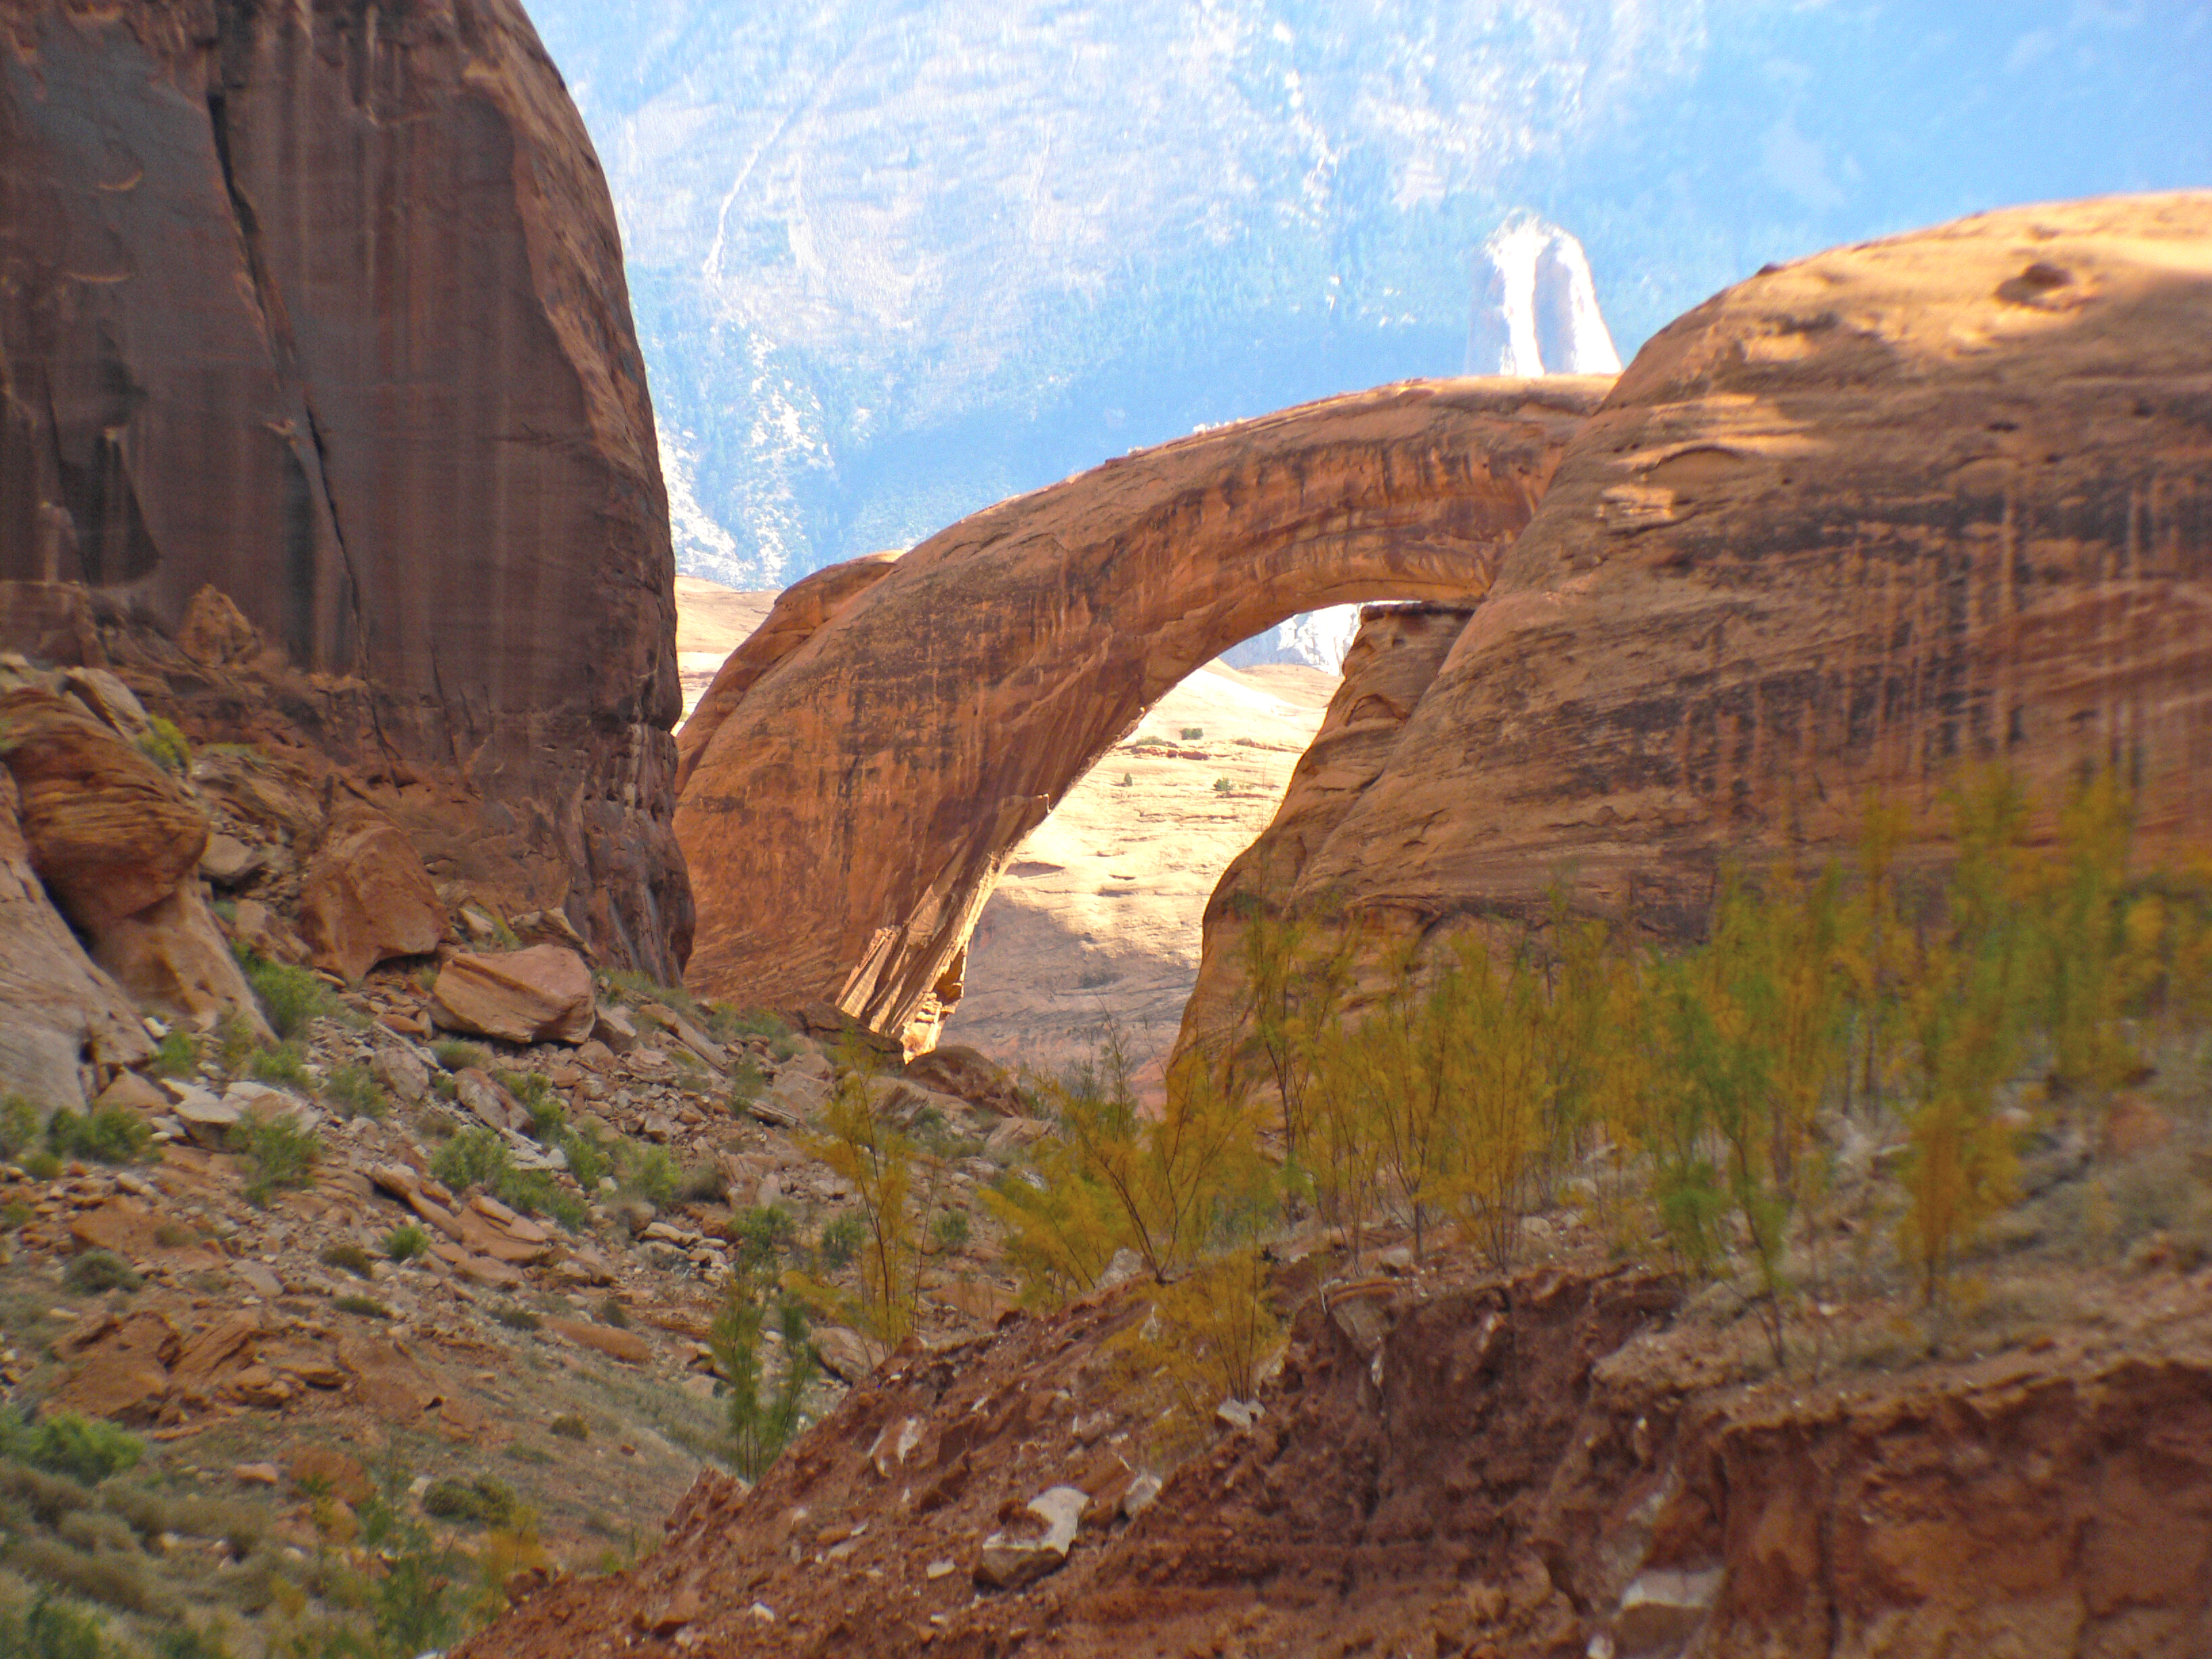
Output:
(0, 688), (205, 928)
(1284, 194), (2212, 954)
(1173, 602), (1473, 1069)
(678, 378), (1609, 1041)
(430, 947), (596, 1046)
(0, 769), (151, 1108)
(0, 0), (686, 978)
(0, 681), (264, 1038)
(299, 804), (449, 983)
(674, 554), (902, 794)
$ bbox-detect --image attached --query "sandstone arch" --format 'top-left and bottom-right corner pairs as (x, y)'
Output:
(676, 377), (1611, 1040)
(1172, 193), (2212, 1071)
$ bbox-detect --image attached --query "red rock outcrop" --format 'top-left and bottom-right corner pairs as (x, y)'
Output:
(0, 681), (263, 1040)
(429, 945), (596, 1046)
(1204, 193), (2212, 989)
(674, 552), (903, 795)
(298, 802), (448, 984)
(0, 0), (687, 979)
(1173, 601), (1473, 1068)
(676, 378), (1610, 1040)
(0, 766), (151, 1107)
(460, 1262), (2212, 1659)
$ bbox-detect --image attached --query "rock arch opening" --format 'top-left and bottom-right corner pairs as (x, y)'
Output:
(673, 376), (1610, 1047)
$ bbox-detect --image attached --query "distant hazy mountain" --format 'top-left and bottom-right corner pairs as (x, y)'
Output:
(529, 0), (2209, 591)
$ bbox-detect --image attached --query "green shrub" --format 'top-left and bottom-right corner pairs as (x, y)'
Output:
(230, 1109), (319, 1206)
(430, 1126), (509, 1194)
(0, 1094), (41, 1160)
(383, 1222), (429, 1262)
(322, 1063), (386, 1121)
(151, 1027), (198, 1078)
(1180, 726), (1204, 741)
(432, 1040), (488, 1074)
(235, 951), (332, 1040)
(335, 1294), (390, 1319)
(154, 1626), (234, 1659)
(0, 1593), (109, 1659)
(596, 1296), (630, 1330)
(623, 1144), (677, 1210)
(726, 1052), (766, 1102)
(1118, 772), (1134, 787)
(214, 1015), (258, 1072)
(548, 1413), (590, 1442)
(932, 1208), (972, 1253)
(729, 1204), (797, 1275)
(558, 1128), (609, 1191)
(20, 1148), (61, 1181)
(819, 1212), (865, 1273)
(0, 1408), (146, 1484)
(677, 1162), (728, 1204)
(45, 1106), (151, 1166)
(498, 1168), (588, 1233)
(135, 715), (191, 776)
(3, 1199), (32, 1230)
(419, 1475), (516, 1528)
(493, 1304), (541, 1332)
(61, 1250), (141, 1296)
(246, 1042), (310, 1088)
(319, 1242), (375, 1279)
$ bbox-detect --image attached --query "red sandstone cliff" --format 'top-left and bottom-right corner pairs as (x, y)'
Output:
(0, 0), (687, 976)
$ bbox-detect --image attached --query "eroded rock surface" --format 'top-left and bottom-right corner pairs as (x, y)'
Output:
(1173, 602), (1473, 1069)
(1223, 194), (2212, 984)
(677, 378), (1608, 1041)
(0, 0), (686, 977)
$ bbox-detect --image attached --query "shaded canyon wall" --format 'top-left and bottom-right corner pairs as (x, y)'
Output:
(0, 0), (687, 976)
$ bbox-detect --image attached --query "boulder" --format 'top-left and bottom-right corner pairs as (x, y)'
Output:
(0, 0), (690, 981)
(430, 947), (596, 1046)
(47, 1310), (180, 1424)
(546, 1316), (651, 1366)
(298, 805), (447, 982)
(455, 1068), (529, 1134)
(371, 1044), (430, 1107)
(0, 769), (153, 1108)
(165, 1084), (243, 1145)
(199, 833), (264, 887)
(675, 379), (1607, 1043)
(903, 1044), (1025, 1116)
(0, 687), (205, 928)
(91, 887), (270, 1040)
(811, 1326), (884, 1383)
(975, 1487), (1089, 1591)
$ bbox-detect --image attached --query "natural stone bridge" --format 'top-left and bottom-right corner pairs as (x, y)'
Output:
(674, 377), (1610, 1044)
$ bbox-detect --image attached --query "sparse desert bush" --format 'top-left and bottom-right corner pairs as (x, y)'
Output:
(335, 1294), (390, 1319)
(430, 1126), (510, 1194)
(0, 1095), (41, 1161)
(61, 1250), (141, 1296)
(322, 1062), (387, 1120)
(230, 1109), (319, 1206)
(0, 1410), (146, 1485)
(548, 1413), (590, 1442)
(234, 951), (332, 1039)
(493, 1304), (541, 1332)
(432, 1040), (489, 1074)
(136, 715), (191, 776)
(677, 1161), (727, 1204)
(151, 1027), (199, 1079)
(595, 1296), (630, 1330)
(816, 1212), (865, 1273)
(1180, 726), (1204, 741)
(383, 1223), (429, 1262)
(246, 1042), (311, 1088)
(319, 1242), (375, 1279)
(45, 1106), (152, 1166)
(421, 1476), (520, 1528)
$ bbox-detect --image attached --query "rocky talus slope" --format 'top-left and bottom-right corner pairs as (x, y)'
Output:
(1, 0), (687, 977)
(462, 1231), (2212, 1659)
(1275, 193), (2212, 968)
(676, 377), (1607, 1048)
